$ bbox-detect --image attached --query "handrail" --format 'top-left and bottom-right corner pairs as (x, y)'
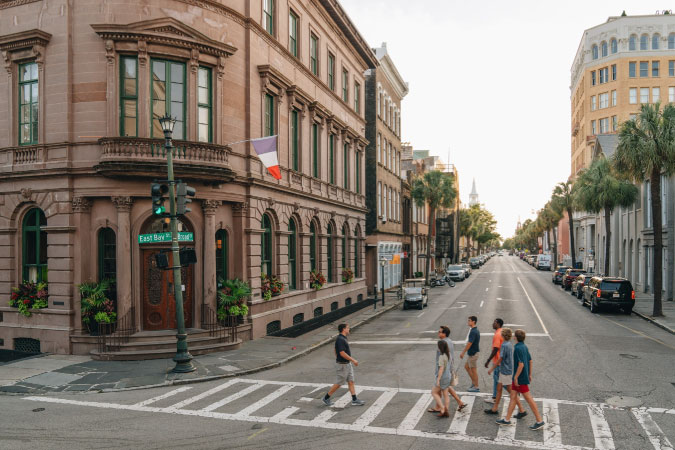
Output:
(201, 304), (238, 343)
(96, 305), (135, 353)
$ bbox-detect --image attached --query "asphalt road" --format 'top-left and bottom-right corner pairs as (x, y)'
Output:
(2, 256), (675, 450)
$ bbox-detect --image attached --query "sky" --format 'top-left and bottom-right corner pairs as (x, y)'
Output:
(339, 0), (671, 238)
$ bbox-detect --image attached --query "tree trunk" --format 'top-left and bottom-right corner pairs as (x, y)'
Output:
(650, 171), (663, 316)
(553, 226), (559, 267)
(567, 207), (576, 268)
(546, 229), (551, 254)
(425, 207), (436, 286)
(604, 207), (611, 277)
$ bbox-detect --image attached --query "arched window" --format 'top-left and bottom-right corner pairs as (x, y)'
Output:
(98, 228), (117, 300)
(215, 229), (228, 284)
(313, 307), (323, 317)
(601, 41), (607, 57)
(640, 34), (648, 50)
(22, 208), (47, 282)
(353, 227), (360, 278)
(629, 34), (637, 51)
(592, 44), (598, 60)
(266, 320), (281, 335)
(331, 301), (338, 311)
(669, 33), (675, 49)
(345, 297), (352, 306)
(342, 224), (348, 270)
(610, 38), (617, 54)
(288, 219), (297, 290)
(309, 221), (317, 272)
(327, 223), (334, 283)
(292, 313), (304, 325)
(652, 34), (660, 50)
(261, 214), (273, 276)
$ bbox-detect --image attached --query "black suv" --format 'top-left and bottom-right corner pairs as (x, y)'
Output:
(552, 266), (571, 285)
(583, 276), (635, 314)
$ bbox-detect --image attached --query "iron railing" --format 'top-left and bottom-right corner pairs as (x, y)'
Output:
(96, 305), (135, 353)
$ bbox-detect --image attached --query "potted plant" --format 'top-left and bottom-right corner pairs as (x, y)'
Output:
(310, 270), (326, 290)
(79, 279), (116, 335)
(341, 267), (354, 284)
(261, 273), (284, 300)
(9, 281), (48, 317)
(217, 278), (251, 324)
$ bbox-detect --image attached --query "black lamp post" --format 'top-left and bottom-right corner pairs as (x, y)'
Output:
(158, 114), (195, 373)
(380, 259), (386, 307)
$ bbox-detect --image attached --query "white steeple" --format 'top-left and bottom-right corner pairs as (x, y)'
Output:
(469, 178), (479, 206)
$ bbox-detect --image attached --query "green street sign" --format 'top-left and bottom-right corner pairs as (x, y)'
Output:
(138, 232), (194, 244)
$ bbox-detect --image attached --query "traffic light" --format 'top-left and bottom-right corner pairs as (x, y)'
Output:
(151, 183), (169, 215)
(176, 182), (196, 215)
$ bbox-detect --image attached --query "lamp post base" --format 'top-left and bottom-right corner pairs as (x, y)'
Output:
(172, 333), (196, 373)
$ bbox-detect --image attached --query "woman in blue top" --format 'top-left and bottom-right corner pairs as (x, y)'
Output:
(484, 328), (524, 417)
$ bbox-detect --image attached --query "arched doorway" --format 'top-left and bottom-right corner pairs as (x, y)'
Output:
(139, 216), (194, 330)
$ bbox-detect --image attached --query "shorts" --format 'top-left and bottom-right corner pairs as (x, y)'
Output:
(466, 353), (479, 368)
(499, 373), (512, 386)
(511, 382), (530, 394)
(335, 362), (354, 384)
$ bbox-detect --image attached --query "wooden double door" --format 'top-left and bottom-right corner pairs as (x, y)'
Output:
(142, 249), (193, 330)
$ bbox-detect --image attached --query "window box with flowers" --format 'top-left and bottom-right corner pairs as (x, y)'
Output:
(217, 278), (251, 324)
(9, 281), (49, 317)
(261, 273), (284, 301)
(78, 279), (117, 335)
(310, 270), (326, 290)
(341, 267), (354, 284)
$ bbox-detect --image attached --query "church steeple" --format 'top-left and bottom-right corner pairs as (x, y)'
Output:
(469, 178), (479, 206)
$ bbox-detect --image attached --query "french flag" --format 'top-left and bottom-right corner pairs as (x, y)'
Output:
(252, 135), (281, 180)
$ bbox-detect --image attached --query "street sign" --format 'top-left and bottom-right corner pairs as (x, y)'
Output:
(138, 232), (194, 244)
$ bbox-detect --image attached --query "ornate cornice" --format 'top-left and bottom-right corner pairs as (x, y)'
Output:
(0, 29), (51, 51)
(111, 196), (133, 212)
(71, 197), (92, 213)
(202, 199), (220, 215)
(0, 0), (41, 10)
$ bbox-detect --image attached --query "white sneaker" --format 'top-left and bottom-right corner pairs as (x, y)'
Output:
(484, 397), (496, 404)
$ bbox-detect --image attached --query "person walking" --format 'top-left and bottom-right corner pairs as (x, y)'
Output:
(431, 340), (452, 417)
(496, 329), (545, 430)
(429, 326), (468, 414)
(459, 315), (480, 392)
(484, 328), (525, 418)
(484, 318), (504, 404)
(323, 323), (365, 407)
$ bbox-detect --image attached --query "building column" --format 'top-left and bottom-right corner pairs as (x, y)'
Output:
(232, 202), (248, 280)
(71, 197), (92, 334)
(112, 196), (133, 326)
(202, 200), (220, 320)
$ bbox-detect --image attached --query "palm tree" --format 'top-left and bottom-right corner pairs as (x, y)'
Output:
(574, 158), (639, 277)
(411, 170), (457, 285)
(615, 102), (675, 316)
(545, 200), (564, 267)
(459, 208), (473, 260)
(552, 181), (577, 268)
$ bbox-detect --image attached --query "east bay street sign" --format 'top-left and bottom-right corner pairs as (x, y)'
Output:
(138, 232), (194, 244)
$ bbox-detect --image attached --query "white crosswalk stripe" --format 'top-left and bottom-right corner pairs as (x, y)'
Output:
(24, 378), (675, 450)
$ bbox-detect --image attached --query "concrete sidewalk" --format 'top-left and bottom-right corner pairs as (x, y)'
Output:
(633, 293), (675, 334)
(0, 295), (401, 395)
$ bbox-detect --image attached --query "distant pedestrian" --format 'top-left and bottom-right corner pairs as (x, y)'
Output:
(323, 323), (365, 407)
(496, 329), (545, 430)
(484, 328), (525, 418)
(429, 326), (467, 415)
(484, 318), (504, 404)
(459, 315), (480, 392)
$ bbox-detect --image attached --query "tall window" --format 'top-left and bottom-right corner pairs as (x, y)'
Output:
(264, 93), (275, 136)
(151, 60), (185, 139)
(629, 62), (636, 78)
(653, 87), (660, 103)
(629, 88), (637, 104)
(261, 214), (273, 276)
(612, 115), (617, 131)
(356, 151), (361, 194)
(197, 67), (212, 143)
(310, 34), (318, 75)
(342, 225), (348, 270)
(670, 87), (675, 103)
(591, 96), (596, 111)
(640, 34), (648, 51)
(312, 123), (319, 178)
(290, 109), (299, 171)
(309, 221), (317, 272)
(377, 133), (381, 163)
(653, 34), (660, 50)
(592, 45), (598, 60)
(329, 134), (335, 184)
(670, 34), (675, 50)
(377, 182), (382, 216)
(19, 62), (38, 145)
(327, 223), (334, 283)
(601, 41), (607, 57)
(342, 69), (348, 102)
(612, 90), (617, 106)
(653, 61), (660, 77)
(354, 229), (360, 278)
(670, 61), (675, 77)
(289, 11), (298, 57)
(640, 61), (648, 78)
(599, 93), (608, 109)
(263, 0), (274, 35)
(629, 35), (637, 51)
(354, 83), (360, 113)
(328, 53), (335, 90)
(22, 208), (47, 282)
(611, 64), (616, 81)
(610, 38), (617, 54)
(120, 57), (137, 137)
(591, 71), (596, 86)
(343, 143), (349, 188)
(288, 220), (297, 290)
(215, 229), (228, 283)
(98, 227), (117, 301)
(640, 87), (649, 104)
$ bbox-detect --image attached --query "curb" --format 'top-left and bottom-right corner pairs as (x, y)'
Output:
(632, 310), (675, 335)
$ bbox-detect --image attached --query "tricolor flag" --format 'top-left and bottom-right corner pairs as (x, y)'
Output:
(251, 135), (281, 180)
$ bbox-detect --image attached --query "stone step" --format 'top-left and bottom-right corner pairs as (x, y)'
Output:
(90, 340), (242, 361)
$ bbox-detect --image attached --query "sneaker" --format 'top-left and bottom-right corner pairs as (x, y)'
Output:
(467, 387), (480, 393)
(529, 421), (545, 430)
(495, 419), (513, 426)
(484, 397), (496, 404)
(322, 397), (334, 407)
(483, 408), (498, 415)
(515, 411), (528, 419)
(351, 399), (365, 406)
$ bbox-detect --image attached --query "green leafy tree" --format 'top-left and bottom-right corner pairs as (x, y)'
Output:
(542, 200), (564, 266)
(552, 180), (577, 268)
(411, 170), (457, 284)
(615, 102), (675, 316)
(574, 158), (639, 277)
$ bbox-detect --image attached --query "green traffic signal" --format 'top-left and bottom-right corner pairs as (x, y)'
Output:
(151, 182), (169, 216)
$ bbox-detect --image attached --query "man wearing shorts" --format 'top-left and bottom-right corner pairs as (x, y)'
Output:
(459, 315), (480, 392)
(484, 318), (504, 403)
(484, 328), (524, 418)
(496, 329), (545, 430)
(323, 323), (365, 407)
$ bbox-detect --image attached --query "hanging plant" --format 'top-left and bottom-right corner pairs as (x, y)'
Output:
(341, 267), (354, 284)
(9, 281), (49, 317)
(261, 273), (284, 300)
(310, 270), (326, 290)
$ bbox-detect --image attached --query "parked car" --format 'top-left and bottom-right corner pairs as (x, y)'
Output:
(527, 255), (537, 266)
(552, 266), (571, 284)
(470, 257), (481, 269)
(461, 263), (472, 277)
(582, 276), (635, 314)
(401, 278), (429, 311)
(571, 273), (595, 299)
(536, 254), (552, 271)
(446, 264), (466, 281)
(562, 268), (587, 290)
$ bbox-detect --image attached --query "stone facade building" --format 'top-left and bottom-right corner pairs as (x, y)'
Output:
(0, 0), (374, 357)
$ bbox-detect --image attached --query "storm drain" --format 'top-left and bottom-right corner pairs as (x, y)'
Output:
(14, 338), (40, 354)
(606, 396), (643, 407)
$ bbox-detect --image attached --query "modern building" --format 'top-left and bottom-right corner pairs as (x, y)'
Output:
(364, 43), (408, 293)
(0, 0), (375, 357)
(569, 11), (675, 296)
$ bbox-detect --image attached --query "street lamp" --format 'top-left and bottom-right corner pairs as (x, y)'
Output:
(158, 114), (195, 373)
(380, 259), (386, 307)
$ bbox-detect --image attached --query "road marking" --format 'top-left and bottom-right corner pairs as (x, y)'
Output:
(496, 298), (518, 302)
(233, 385), (294, 418)
(504, 324), (525, 327)
(600, 316), (675, 351)
(480, 301), (484, 308)
(543, 400), (562, 447)
(247, 427), (267, 440)
(517, 277), (552, 340)
(416, 311), (425, 318)
(632, 408), (674, 450)
(202, 382), (264, 412)
(397, 393), (431, 432)
(448, 395), (475, 435)
(405, 322), (411, 328)
(587, 404), (615, 450)
(486, 288), (489, 292)
(133, 386), (192, 407)
(298, 397), (313, 403)
(496, 398), (516, 441)
(353, 390), (396, 429)
(165, 379), (239, 410)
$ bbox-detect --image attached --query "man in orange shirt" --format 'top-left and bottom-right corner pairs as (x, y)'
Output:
(483, 318), (503, 404)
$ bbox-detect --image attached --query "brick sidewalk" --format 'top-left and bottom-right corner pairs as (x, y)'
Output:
(633, 294), (675, 335)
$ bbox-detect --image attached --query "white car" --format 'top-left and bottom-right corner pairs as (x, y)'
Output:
(536, 254), (552, 271)
(446, 265), (466, 281)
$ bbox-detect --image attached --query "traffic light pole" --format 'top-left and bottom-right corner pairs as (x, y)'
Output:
(164, 129), (195, 373)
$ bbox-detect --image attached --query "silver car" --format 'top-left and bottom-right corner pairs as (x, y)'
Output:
(462, 263), (472, 277)
(446, 264), (466, 281)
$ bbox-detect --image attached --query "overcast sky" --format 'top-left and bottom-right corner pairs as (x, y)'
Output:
(339, 0), (670, 238)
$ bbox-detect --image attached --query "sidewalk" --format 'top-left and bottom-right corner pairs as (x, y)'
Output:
(633, 293), (675, 335)
(0, 295), (401, 395)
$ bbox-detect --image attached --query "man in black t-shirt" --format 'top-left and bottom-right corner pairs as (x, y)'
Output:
(323, 323), (366, 407)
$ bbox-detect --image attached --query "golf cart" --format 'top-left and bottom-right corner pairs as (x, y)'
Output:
(401, 278), (429, 310)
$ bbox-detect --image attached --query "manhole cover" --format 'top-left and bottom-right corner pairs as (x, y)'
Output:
(619, 353), (639, 360)
(606, 396), (643, 407)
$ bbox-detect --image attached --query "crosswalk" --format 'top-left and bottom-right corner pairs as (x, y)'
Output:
(25, 378), (674, 450)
